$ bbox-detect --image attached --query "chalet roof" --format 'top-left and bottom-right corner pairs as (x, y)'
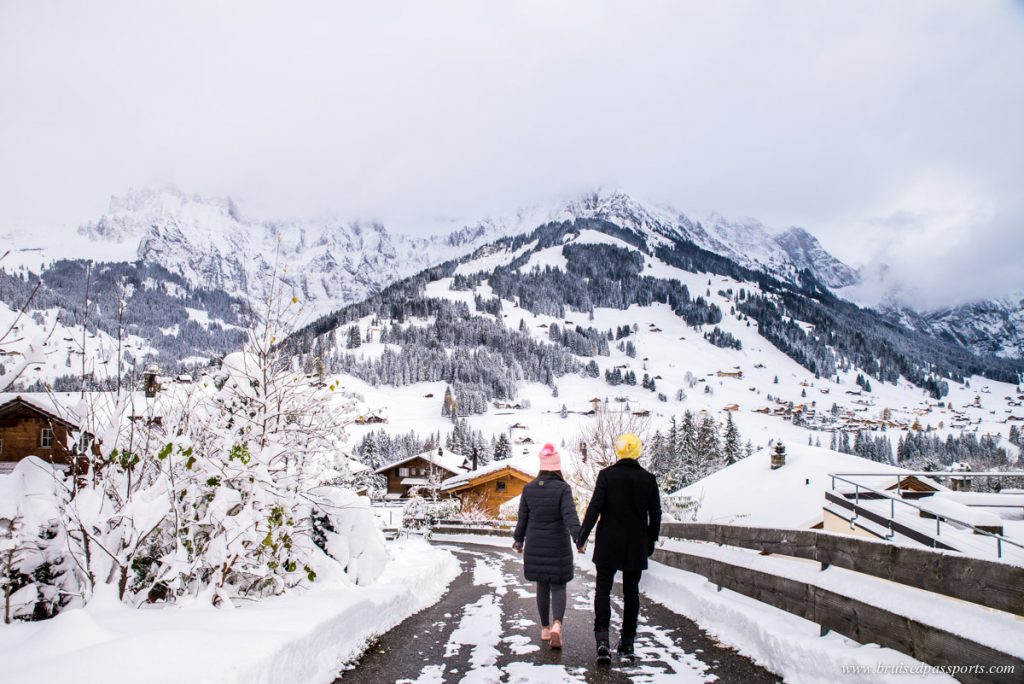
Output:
(0, 394), (83, 429)
(374, 448), (469, 476)
(669, 443), (947, 529)
(440, 456), (537, 492)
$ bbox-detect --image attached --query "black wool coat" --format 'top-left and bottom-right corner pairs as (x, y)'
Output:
(513, 473), (582, 584)
(578, 459), (662, 572)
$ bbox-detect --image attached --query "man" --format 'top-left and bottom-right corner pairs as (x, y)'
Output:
(576, 432), (661, 664)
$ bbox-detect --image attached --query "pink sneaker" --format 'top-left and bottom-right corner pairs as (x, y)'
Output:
(550, 620), (563, 649)
(541, 626), (551, 641)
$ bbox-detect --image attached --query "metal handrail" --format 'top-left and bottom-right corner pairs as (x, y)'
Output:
(828, 474), (1024, 559)
(829, 471), (1024, 478)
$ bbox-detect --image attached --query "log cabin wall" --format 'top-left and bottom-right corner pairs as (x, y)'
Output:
(455, 472), (530, 517)
(383, 456), (458, 497)
(0, 403), (74, 466)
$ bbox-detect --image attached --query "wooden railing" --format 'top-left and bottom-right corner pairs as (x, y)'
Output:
(655, 522), (1024, 683)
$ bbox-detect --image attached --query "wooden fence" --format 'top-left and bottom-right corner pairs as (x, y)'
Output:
(657, 522), (1024, 684)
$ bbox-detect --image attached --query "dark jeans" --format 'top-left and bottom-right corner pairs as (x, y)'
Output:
(536, 580), (567, 626)
(594, 566), (642, 639)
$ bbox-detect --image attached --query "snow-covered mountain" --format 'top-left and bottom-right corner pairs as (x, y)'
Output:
(75, 187), (512, 318)
(542, 192), (860, 289)
(885, 294), (1024, 361)
(3, 185), (1020, 379)
(63, 187), (861, 315)
(288, 214), (1023, 507)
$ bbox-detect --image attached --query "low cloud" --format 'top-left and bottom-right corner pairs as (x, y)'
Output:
(1, 1), (1021, 307)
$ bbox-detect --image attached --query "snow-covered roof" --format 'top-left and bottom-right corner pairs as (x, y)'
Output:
(374, 448), (469, 476)
(0, 393), (83, 428)
(670, 443), (944, 529)
(440, 455), (538, 492)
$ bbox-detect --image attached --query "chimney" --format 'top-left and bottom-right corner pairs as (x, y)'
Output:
(771, 440), (786, 469)
(472, 447), (478, 471)
(143, 364), (161, 398)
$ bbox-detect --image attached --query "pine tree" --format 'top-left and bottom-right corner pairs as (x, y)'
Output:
(723, 412), (741, 465)
(559, 404), (568, 419)
(346, 325), (362, 349)
(693, 414), (721, 480)
(442, 386), (457, 421)
(493, 433), (512, 461)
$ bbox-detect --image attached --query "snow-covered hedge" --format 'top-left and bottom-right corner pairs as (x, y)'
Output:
(1, 345), (387, 621)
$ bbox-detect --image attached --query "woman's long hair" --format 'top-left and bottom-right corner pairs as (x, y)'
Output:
(538, 470), (564, 481)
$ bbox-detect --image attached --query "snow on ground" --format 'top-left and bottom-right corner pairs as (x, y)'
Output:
(641, 560), (959, 684)
(671, 442), (939, 528)
(660, 538), (1024, 660)
(0, 539), (459, 684)
(426, 536), (960, 683)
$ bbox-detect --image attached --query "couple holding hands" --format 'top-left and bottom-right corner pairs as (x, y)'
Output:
(511, 435), (662, 664)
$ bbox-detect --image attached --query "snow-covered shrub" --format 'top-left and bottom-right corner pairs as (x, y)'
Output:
(402, 496), (459, 529)
(0, 457), (72, 621)
(34, 283), (385, 612)
(662, 492), (704, 522)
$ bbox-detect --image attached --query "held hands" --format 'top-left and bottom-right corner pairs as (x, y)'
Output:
(576, 542), (587, 554)
(512, 541), (523, 554)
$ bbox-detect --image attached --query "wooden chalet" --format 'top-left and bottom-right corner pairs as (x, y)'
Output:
(374, 447), (469, 499)
(0, 395), (84, 473)
(441, 460), (537, 518)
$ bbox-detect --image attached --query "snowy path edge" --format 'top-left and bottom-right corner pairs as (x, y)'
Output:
(238, 539), (461, 684)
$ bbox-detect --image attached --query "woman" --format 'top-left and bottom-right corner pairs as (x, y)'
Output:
(512, 443), (581, 650)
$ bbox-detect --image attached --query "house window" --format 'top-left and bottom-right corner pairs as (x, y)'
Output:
(398, 467), (410, 477)
(41, 428), (54, 448)
(0, 438), (3, 455)
(495, 479), (507, 493)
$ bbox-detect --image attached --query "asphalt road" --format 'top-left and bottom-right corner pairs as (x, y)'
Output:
(336, 541), (781, 683)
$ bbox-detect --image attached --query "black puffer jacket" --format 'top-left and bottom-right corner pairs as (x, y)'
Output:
(513, 472), (582, 584)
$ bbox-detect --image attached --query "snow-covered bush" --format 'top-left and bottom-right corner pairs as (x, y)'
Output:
(402, 496), (459, 529)
(0, 457), (72, 621)
(3, 281), (386, 618)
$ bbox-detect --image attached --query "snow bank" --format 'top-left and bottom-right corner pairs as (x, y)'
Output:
(0, 539), (459, 684)
(641, 561), (957, 684)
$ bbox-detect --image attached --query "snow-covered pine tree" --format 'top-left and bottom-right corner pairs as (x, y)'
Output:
(723, 413), (741, 465)
(346, 324), (362, 349)
(493, 433), (512, 461)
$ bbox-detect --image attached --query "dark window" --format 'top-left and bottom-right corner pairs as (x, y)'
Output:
(41, 427), (54, 448)
(495, 479), (507, 493)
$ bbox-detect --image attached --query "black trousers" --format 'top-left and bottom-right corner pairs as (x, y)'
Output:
(594, 566), (642, 639)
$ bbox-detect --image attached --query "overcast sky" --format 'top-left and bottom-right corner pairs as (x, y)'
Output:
(1, 1), (1022, 308)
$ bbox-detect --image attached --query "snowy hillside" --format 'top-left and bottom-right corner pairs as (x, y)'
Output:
(292, 217), (1024, 497)
(0, 297), (161, 390)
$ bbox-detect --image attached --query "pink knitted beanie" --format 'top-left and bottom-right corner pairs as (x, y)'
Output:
(539, 443), (561, 471)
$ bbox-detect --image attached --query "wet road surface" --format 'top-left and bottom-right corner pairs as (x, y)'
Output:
(336, 541), (780, 683)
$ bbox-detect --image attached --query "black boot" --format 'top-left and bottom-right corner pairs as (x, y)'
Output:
(617, 636), (635, 660)
(595, 631), (611, 665)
